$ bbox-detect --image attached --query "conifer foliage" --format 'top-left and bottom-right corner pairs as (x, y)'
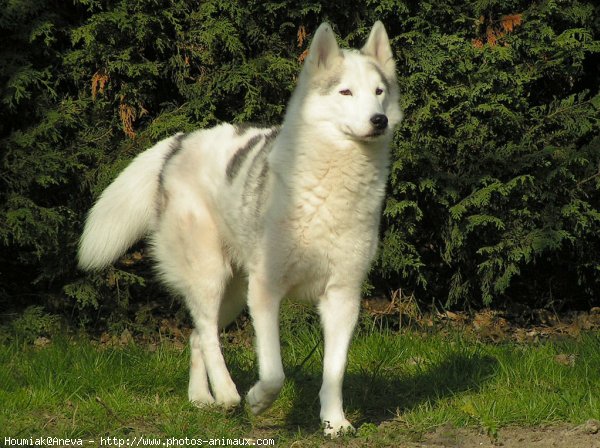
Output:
(1, 1), (598, 316)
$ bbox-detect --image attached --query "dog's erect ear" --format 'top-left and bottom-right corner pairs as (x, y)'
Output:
(361, 21), (395, 77)
(306, 22), (342, 71)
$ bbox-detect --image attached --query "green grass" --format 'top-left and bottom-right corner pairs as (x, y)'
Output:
(1, 303), (599, 446)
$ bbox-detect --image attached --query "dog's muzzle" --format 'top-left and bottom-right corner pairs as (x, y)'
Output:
(370, 114), (388, 131)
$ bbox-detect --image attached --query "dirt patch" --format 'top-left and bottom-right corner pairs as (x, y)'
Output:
(363, 292), (600, 343)
(409, 420), (600, 448)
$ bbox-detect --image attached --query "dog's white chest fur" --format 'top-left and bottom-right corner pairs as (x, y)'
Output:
(250, 138), (389, 299)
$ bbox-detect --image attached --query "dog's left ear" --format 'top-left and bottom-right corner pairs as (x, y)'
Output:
(361, 21), (395, 78)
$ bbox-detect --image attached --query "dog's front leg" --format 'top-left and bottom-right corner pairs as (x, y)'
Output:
(246, 276), (285, 414)
(318, 288), (360, 437)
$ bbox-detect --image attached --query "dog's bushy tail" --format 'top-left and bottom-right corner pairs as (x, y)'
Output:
(78, 135), (179, 271)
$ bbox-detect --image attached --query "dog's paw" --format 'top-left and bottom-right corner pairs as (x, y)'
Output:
(214, 390), (242, 409)
(322, 419), (355, 438)
(246, 381), (281, 415)
(188, 390), (215, 407)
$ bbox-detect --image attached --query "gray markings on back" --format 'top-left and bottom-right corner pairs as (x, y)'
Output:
(158, 133), (186, 190)
(233, 122), (261, 136)
(226, 134), (263, 182)
(156, 133), (186, 216)
(242, 127), (280, 216)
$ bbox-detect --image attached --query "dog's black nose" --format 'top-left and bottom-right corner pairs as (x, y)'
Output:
(370, 114), (388, 130)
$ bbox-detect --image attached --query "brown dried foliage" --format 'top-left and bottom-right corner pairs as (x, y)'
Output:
(119, 96), (137, 139)
(472, 13), (523, 48)
(297, 25), (307, 48)
(91, 70), (109, 100)
(297, 25), (309, 63)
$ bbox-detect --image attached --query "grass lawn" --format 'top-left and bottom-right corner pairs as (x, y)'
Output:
(1, 302), (599, 446)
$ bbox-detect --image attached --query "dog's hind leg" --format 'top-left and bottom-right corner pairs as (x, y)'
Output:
(188, 329), (214, 405)
(153, 202), (241, 408)
(189, 272), (247, 406)
(218, 271), (248, 329)
(187, 270), (247, 404)
(186, 259), (242, 407)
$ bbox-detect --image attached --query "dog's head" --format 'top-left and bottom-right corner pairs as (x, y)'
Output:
(292, 22), (402, 143)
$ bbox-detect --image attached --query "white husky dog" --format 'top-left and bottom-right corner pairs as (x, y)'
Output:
(79, 21), (401, 436)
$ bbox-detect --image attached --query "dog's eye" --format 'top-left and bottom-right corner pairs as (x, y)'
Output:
(339, 89), (353, 96)
(375, 88), (384, 95)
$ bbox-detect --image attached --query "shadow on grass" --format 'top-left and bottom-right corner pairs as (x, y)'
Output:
(280, 351), (499, 433)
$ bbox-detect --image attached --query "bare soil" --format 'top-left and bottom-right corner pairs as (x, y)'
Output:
(409, 420), (600, 448)
(363, 293), (600, 343)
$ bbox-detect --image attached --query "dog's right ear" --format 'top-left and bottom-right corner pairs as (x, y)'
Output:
(306, 23), (343, 71)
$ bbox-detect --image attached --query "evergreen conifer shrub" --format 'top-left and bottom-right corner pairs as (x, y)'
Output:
(1, 1), (598, 317)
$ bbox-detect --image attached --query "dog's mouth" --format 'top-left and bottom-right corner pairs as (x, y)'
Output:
(361, 128), (387, 141)
(341, 125), (387, 142)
